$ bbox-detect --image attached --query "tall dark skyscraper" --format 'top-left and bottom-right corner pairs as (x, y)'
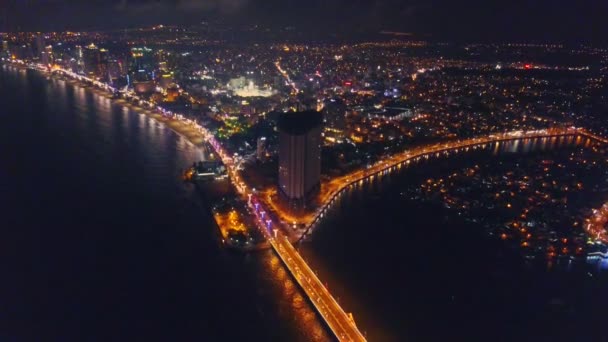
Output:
(1, 40), (9, 59)
(42, 45), (52, 65)
(83, 43), (100, 77)
(322, 99), (347, 144)
(99, 48), (109, 78)
(35, 34), (45, 60)
(129, 47), (155, 93)
(277, 111), (323, 204)
(130, 47), (155, 78)
(81, 43), (109, 79)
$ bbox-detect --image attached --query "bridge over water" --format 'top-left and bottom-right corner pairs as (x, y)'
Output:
(309, 129), (597, 230)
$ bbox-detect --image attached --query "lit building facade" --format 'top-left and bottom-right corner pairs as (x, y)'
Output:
(2, 41), (9, 58)
(323, 99), (347, 144)
(42, 45), (53, 65)
(278, 111), (323, 204)
(35, 34), (45, 61)
(83, 43), (107, 78)
(129, 47), (155, 93)
(256, 136), (267, 161)
(130, 47), (155, 72)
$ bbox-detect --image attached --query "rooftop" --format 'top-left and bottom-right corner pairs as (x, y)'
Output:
(277, 111), (323, 135)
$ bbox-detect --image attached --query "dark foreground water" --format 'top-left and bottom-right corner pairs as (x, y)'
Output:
(0, 65), (330, 341)
(302, 139), (608, 342)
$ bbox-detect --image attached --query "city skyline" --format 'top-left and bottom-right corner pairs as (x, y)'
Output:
(2, 6), (608, 341)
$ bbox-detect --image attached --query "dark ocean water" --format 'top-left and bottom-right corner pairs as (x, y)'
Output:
(0, 65), (330, 342)
(302, 141), (608, 342)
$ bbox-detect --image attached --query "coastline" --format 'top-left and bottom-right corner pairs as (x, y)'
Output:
(6, 62), (208, 149)
(192, 180), (272, 252)
(8, 62), (271, 252)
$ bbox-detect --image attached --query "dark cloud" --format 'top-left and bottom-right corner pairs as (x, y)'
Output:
(0, 0), (606, 43)
(112, 0), (249, 13)
(176, 0), (249, 12)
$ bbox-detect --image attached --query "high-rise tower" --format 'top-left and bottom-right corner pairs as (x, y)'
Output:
(277, 111), (323, 204)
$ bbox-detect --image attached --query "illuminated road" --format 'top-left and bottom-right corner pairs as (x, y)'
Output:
(269, 232), (366, 342)
(244, 190), (367, 341)
(309, 128), (583, 224)
(275, 60), (299, 94)
(260, 127), (587, 238)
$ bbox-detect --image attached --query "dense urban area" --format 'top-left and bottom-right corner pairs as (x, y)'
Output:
(4, 22), (608, 341)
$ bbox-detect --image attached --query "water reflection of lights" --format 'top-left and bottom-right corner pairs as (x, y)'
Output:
(75, 87), (86, 107)
(263, 253), (330, 341)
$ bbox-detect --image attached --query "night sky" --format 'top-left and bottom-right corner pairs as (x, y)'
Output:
(1, 0), (606, 43)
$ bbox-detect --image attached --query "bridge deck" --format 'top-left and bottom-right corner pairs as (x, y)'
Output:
(270, 233), (366, 342)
